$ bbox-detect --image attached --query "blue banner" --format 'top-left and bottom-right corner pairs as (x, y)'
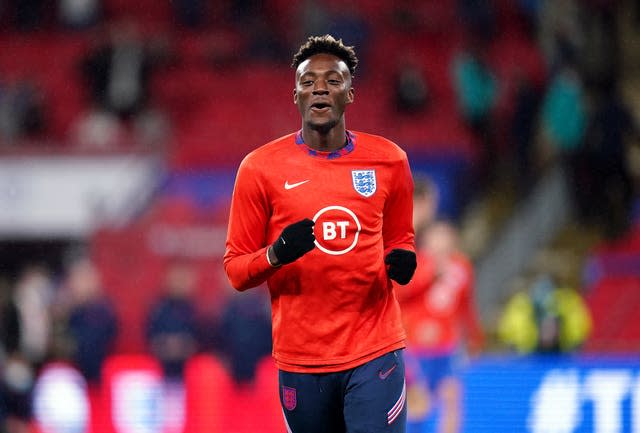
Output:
(459, 355), (640, 433)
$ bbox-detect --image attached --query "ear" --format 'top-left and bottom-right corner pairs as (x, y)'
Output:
(346, 87), (355, 104)
(293, 88), (298, 104)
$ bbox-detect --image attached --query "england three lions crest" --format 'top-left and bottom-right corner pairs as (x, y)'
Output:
(352, 170), (376, 197)
(282, 386), (297, 411)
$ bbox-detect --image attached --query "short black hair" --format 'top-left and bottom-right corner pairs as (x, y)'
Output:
(292, 34), (358, 77)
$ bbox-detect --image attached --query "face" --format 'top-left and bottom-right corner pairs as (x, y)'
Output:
(413, 190), (437, 233)
(165, 262), (196, 297)
(294, 53), (354, 133)
(421, 222), (458, 265)
(67, 258), (102, 303)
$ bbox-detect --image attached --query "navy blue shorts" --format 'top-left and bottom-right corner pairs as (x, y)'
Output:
(279, 349), (407, 433)
(416, 353), (457, 391)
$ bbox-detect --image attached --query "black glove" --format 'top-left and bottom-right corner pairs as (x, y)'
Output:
(271, 218), (316, 265)
(385, 249), (417, 285)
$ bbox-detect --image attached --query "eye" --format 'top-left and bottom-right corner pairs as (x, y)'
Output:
(301, 80), (314, 86)
(328, 79), (341, 85)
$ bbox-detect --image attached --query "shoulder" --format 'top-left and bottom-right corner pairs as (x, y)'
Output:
(239, 132), (297, 172)
(451, 252), (474, 278)
(451, 251), (472, 267)
(351, 131), (408, 162)
(352, 130), (403, 150)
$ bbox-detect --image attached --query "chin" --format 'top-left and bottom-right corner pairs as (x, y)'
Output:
(307, 119), (338, 134)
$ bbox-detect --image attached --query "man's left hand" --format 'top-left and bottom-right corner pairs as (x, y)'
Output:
(385, 249), (417, 285)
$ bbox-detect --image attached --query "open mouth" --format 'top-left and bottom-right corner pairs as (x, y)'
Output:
(311, 102), (331, 111)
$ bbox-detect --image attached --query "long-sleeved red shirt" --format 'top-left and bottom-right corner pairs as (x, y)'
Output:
(397, 251), (484, 356)
(224, 130), (415, 373)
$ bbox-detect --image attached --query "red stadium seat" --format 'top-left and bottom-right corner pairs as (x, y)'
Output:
(585, 276), (640, 352)
(183, 355), (233, 433)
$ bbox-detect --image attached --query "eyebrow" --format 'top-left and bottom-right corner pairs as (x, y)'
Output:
(299, 69), (344, 79)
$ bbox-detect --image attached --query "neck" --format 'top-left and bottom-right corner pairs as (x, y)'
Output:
(301, 122), (347, 152)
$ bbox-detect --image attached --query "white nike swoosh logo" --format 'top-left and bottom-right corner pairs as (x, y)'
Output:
(284, 180), (310, 190)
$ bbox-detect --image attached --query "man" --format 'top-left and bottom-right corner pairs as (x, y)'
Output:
(224, 35), (417, 433)
(145, 261), (200, 379)
(398, 221), (484, 433)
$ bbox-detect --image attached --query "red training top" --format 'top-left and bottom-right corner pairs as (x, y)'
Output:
(224, 130), (415, 373)
(397, 251), (484, 356)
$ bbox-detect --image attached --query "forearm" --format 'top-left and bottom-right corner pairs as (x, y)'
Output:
(223, 246), (278, 291)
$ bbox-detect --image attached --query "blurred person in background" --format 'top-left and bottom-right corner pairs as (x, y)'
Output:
(451, 35), (499, 189)
(412, 175), (439, 239)
(393, 56), (431, 115)
(539, 57), (589, 225)
(74, 18), (172, 150)
(59, 256), (118, 385)
(398, 221), (484, 433)
(0, 278), (33, 433)
(0, 265), (55, 433)
(80, 18), (152, 121)
(217, 283), (272, 386)
(581, 77), (639, 238)
(145, 260), (201, 433)
(498, 273), (592, 354)
(11, 265), (55, 369)
(537, 0), (584, 75)
(145, 260), (200, 380)
(0, 78), (47, 146)
(539, 58), (587, 162)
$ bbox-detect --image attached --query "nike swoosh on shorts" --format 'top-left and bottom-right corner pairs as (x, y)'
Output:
(379, 364), (397, 380)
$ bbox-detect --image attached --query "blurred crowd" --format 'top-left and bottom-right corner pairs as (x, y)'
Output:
(0, 0), (637, 224)
(0, 255), (272, 432)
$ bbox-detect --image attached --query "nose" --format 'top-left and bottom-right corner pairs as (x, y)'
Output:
(312, 80), (329, 94)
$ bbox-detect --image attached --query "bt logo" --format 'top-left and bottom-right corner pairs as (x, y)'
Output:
(312, 205), (361, 255)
